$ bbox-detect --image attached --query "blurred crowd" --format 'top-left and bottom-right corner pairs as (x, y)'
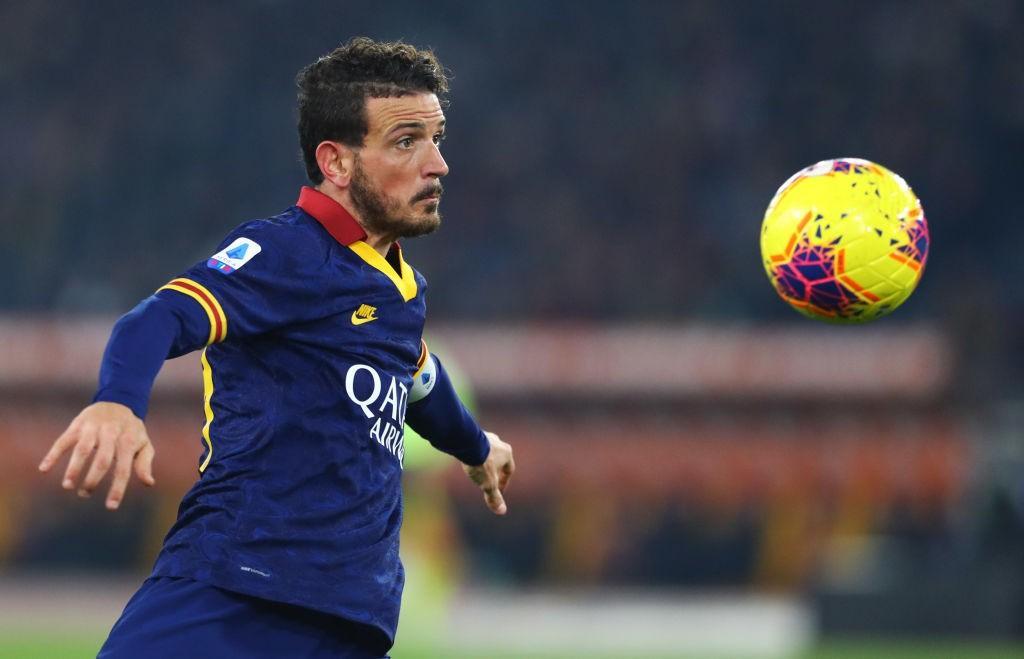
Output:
(3, 2), (1022, 332)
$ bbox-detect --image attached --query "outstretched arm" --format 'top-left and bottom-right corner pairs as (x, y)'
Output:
(405, 352), (515, 515)
(42, 223), (322, 508)
(38, 293), (210, 509)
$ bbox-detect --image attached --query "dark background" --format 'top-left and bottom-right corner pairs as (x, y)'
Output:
(2, 2), (1020, 328)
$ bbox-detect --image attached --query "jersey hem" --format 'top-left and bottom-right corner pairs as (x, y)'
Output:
(150, 563), (398, 643)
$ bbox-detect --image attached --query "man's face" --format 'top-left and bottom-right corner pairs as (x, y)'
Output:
(349, 93), (449, 241)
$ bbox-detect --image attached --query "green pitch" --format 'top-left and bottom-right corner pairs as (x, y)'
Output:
(2, 631), (1023, 659)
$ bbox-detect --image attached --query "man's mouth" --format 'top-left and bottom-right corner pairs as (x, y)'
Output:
(412, 185), (443, 203)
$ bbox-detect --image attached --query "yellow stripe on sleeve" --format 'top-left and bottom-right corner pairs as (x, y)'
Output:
(157, 278), (229, 344)
(159, 283), (217, 344)
(184, 279), (228, 341)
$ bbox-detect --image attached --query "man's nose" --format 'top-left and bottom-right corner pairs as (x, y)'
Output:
(424, 142), (449, 178)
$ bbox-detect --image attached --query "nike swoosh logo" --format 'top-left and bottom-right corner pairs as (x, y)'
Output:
(351, 311), (378, 325)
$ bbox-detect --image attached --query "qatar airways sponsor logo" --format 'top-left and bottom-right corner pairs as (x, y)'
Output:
(344, 364), (407, 463)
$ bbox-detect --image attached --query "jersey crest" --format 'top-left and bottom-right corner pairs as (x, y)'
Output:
(208, 237), (262, 274)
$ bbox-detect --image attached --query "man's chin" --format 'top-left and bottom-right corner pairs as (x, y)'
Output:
(398, 213), (441, 239)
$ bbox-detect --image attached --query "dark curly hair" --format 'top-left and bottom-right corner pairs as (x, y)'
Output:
(296, 37), (450, 184)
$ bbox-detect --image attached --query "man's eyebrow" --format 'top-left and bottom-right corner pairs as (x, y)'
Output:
(386, 119), (446, 136)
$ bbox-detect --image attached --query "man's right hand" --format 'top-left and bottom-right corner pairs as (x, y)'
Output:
(38, 401), (156, 510)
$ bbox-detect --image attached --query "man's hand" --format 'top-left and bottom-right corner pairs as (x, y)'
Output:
(38, 401), (156, 510)
(463, 431), (514, 515)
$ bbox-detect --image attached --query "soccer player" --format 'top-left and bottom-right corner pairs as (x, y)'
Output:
(37, 38), (514, 659)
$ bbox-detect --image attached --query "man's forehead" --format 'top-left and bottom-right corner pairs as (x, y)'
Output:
(366, 93), (445, 134)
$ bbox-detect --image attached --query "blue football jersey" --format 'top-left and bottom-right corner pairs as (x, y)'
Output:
(148, 187), (431, 640)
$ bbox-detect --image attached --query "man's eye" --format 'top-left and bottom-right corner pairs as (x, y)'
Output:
(433, 133), (446, 145)
(398, 137), (415, 148)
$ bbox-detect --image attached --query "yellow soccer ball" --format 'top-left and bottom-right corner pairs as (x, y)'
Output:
(760, 158), (929, 323)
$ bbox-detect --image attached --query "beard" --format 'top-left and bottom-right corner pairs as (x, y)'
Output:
(349, 159), (442, 241)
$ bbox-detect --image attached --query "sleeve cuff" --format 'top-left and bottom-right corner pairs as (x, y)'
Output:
(92, 389), (148, 420)
(459, 429), (491, 467)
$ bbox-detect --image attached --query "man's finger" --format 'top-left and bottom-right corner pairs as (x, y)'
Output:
(106, 444), (135, 510)
(80, 428), (119, 494)
(39, 423), (80, 472)
(134, 442), (156, 487)
(483, 486), (507, 515)
(497, 455), (515, 490)
(62, 424), (98, 490)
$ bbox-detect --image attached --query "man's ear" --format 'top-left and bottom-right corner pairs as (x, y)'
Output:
(315, 141), (356, 188)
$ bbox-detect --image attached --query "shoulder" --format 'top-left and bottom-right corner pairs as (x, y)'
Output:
(210, 208), (333, 274)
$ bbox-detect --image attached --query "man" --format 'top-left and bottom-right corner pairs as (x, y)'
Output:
(38, 37), (514, 658)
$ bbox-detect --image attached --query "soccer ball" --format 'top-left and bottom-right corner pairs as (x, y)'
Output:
(760, 158), (929, 323)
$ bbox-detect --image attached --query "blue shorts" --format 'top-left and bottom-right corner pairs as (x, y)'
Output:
(98, 576), (391, 659)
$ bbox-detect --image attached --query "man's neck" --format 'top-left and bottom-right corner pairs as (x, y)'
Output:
(315, 183), (393, 258)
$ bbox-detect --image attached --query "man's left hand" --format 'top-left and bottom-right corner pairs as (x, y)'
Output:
(463, 431), (514, 515)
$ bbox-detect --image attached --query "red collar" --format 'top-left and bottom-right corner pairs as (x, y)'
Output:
(296, 186), (367, 246)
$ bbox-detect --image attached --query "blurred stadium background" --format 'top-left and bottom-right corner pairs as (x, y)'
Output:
(2, 1), (1023, 657)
